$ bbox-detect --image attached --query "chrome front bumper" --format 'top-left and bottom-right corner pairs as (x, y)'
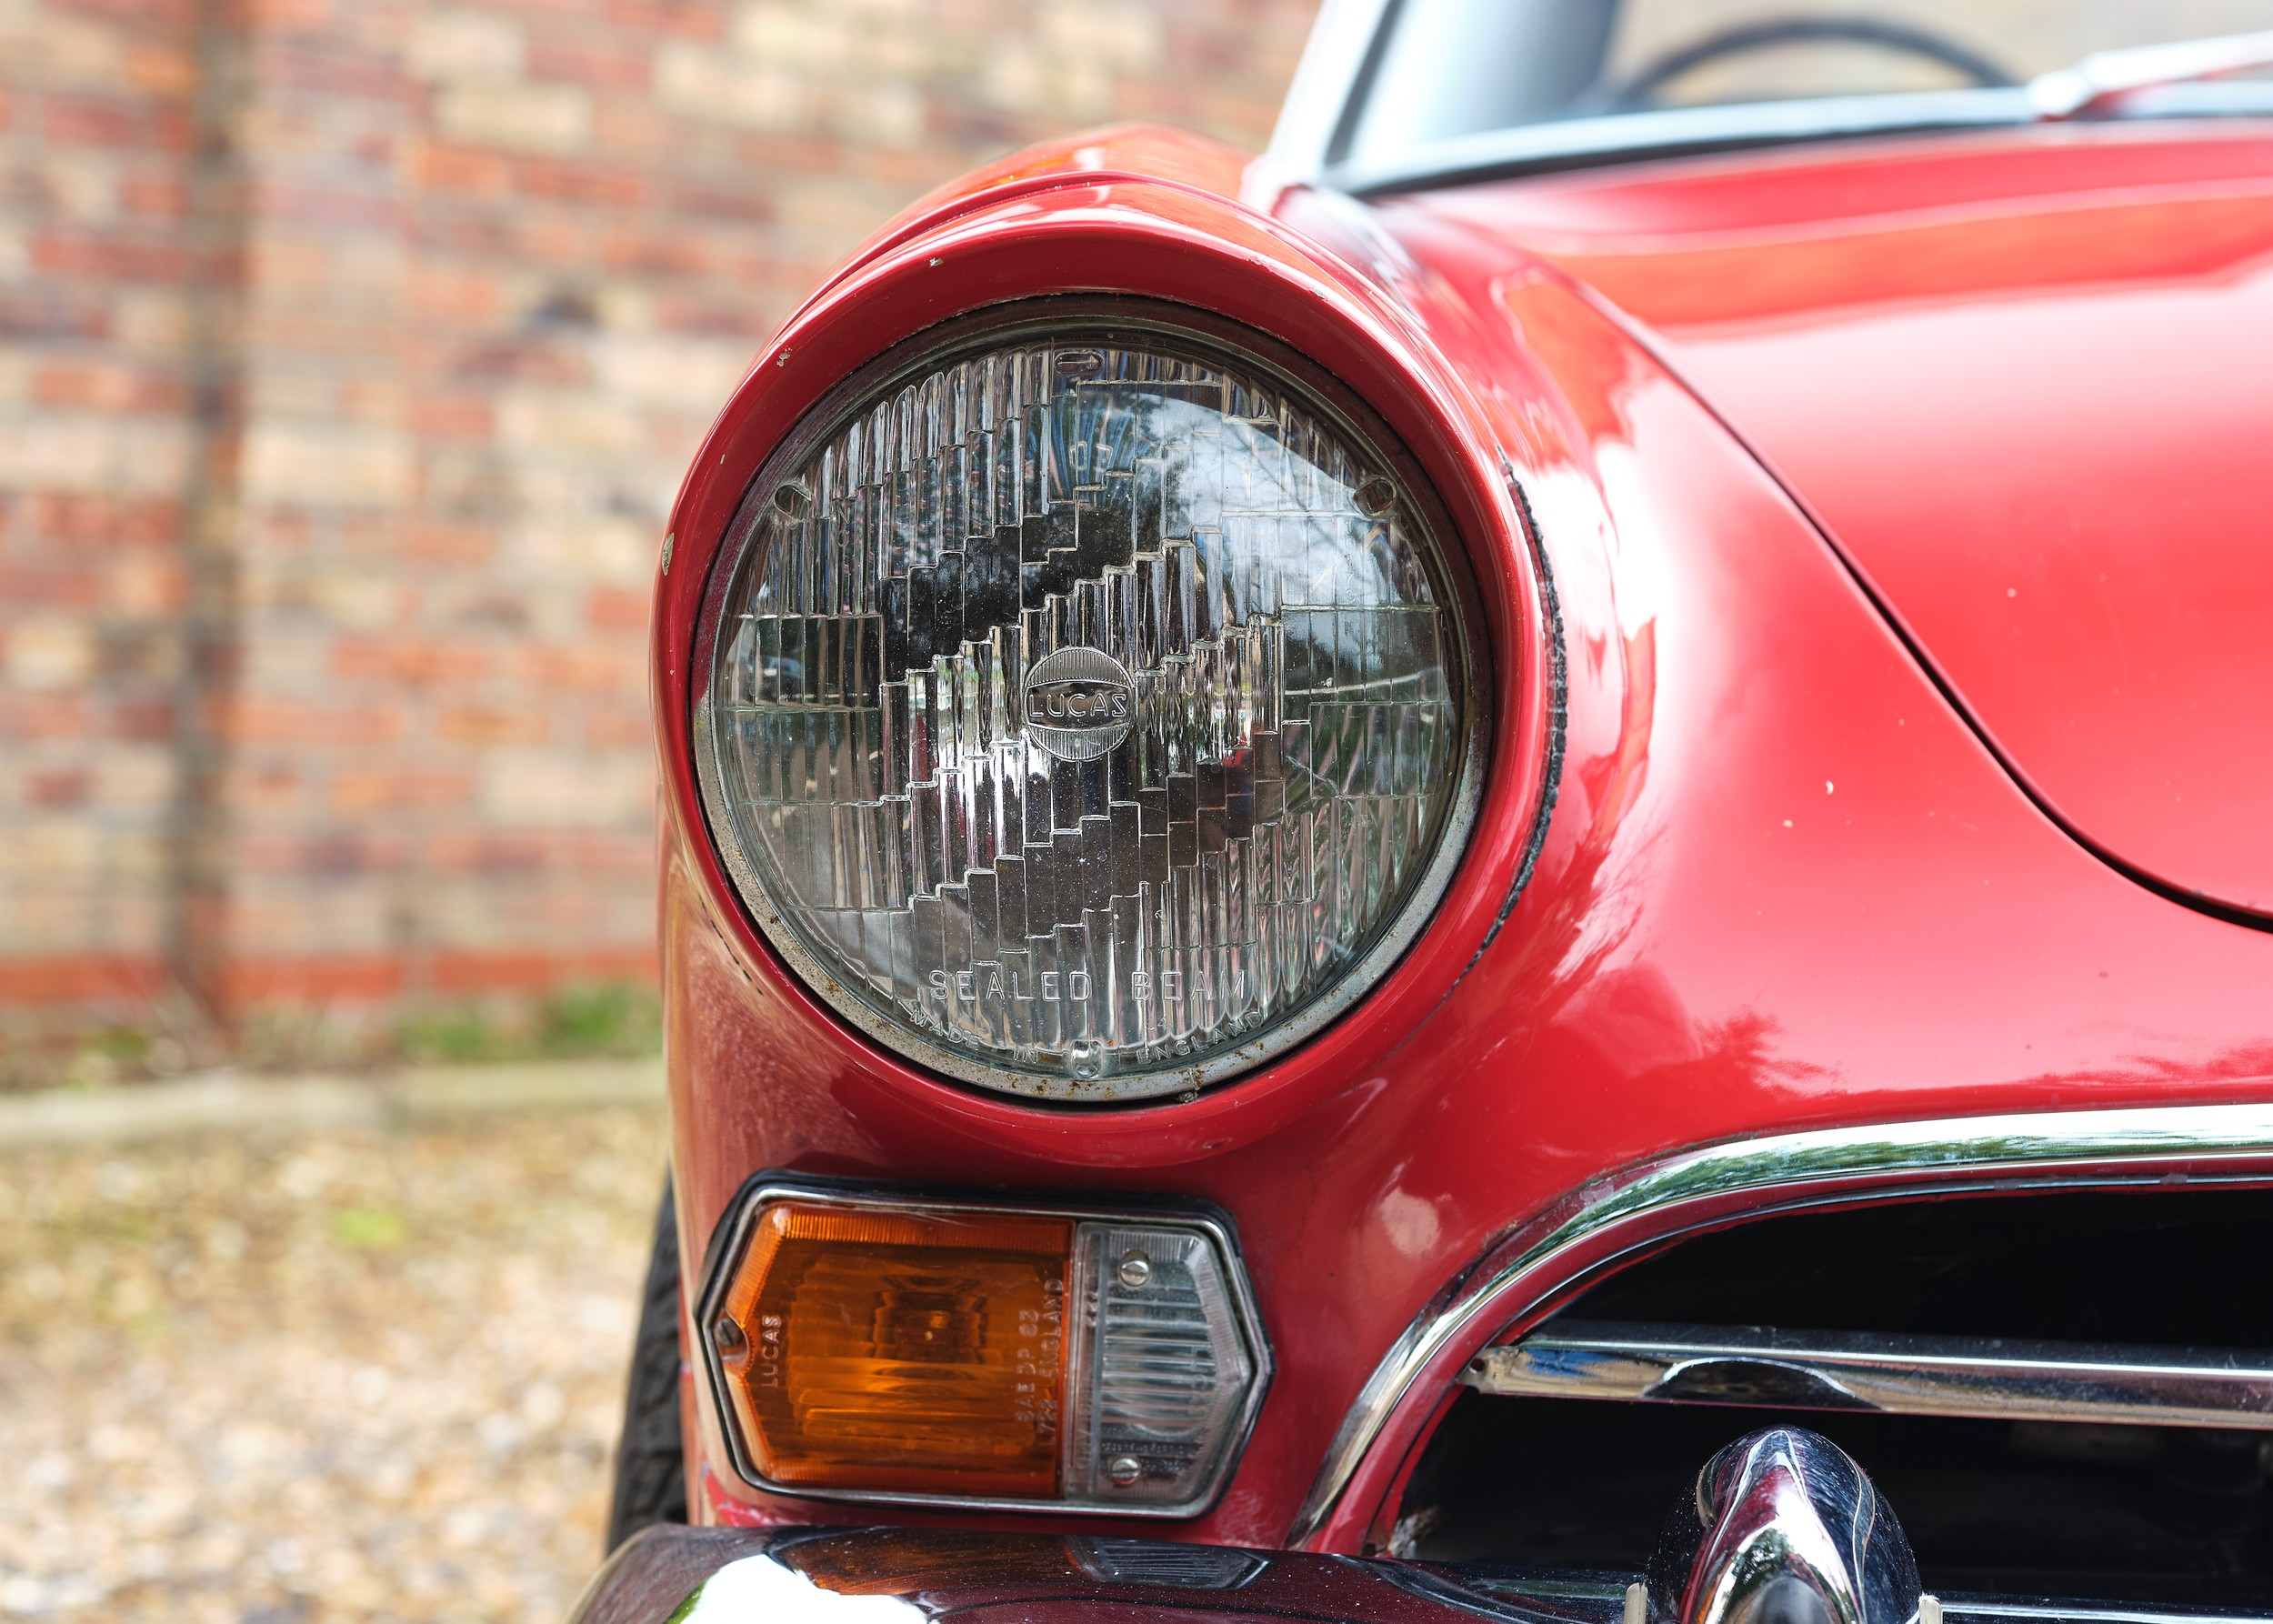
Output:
(571, 1525), (2271, 1624)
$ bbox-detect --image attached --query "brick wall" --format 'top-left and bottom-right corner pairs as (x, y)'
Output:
(0, 0), (1320, 1081)
(0, 0), (202, 1056)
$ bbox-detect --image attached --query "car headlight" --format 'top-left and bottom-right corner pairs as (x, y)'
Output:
(693, 310), (1484, 1100)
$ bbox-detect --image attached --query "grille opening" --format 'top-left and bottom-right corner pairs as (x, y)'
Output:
(1397, 1188), (2273, 1603)
(1568, 1188), (2273, 1344)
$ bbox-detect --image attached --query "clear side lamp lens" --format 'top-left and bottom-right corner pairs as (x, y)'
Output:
(702, 1193), (1267, 1514)
(1068, 1222), (1259, 1506)
(696, 325), (1477, 1100)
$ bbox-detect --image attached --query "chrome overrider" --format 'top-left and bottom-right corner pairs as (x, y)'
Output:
(1644, 1428), (1923, 1624)
(1289, 1102), (2273, 1548)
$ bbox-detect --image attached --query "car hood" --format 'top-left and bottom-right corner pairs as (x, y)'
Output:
(1394, 125), (2273, 920)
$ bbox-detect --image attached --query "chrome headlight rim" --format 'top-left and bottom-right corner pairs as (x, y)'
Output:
(690, 296), (1493, 1104)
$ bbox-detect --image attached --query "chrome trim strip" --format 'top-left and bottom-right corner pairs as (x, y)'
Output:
(1950, 1609), (2273, 1624)
(1288, 1103), (2273, 1546)
(1468, 1320), (2273, 1429)
(694, 1177), (1274, 1519)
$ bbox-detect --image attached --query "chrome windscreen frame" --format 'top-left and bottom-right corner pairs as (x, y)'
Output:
(1319, 91), (2038, 196)
(692, 1174), (1274, 1519)
(1255, 1), (2058, 199)
(1289, 1101), (2273, 1547)
(687, 298), (1493, 1104)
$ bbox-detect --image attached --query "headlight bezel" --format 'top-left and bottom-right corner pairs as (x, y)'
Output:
(688, 297), (1494, 1103)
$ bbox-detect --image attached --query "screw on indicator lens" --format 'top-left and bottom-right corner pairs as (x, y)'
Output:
(1106, 1455), (1143, 1487)
(1116, 1251), (1152, 1289)
(712, 1315), (746, 1352)
(772, 482), (812, 518)
(1066, 1039), (1106, 1079)
(1353, 474), (1397, 517)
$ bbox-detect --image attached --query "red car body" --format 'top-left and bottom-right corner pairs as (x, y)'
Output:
(589, 69), (2273, 1624)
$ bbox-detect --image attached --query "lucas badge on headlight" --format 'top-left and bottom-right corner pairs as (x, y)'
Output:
(696, 322), (1477, 1099)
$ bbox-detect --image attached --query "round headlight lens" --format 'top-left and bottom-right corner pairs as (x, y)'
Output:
(696, 319), (1481, 1100)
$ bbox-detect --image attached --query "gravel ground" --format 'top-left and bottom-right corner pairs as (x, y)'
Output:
(0, 1103), (668, 1623)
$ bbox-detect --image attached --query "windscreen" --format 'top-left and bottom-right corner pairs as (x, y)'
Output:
(1341, 0), (2273, 174)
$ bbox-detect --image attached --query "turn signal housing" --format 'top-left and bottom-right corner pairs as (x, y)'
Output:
(696, 1182), (1269, 1515)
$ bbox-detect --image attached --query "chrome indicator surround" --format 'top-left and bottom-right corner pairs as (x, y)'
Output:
(693, 1176), (1273, 1519)
(1290, 1102), (2273, 1548)
(1469, 1321), (2273, 1430)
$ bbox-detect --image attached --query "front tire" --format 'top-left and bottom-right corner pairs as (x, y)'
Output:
(606, 1178), (689, 1552)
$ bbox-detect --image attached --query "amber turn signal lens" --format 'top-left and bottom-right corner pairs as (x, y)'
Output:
(702, 1187), (1267, 1512)
(712, 1201), (1074, 1497)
